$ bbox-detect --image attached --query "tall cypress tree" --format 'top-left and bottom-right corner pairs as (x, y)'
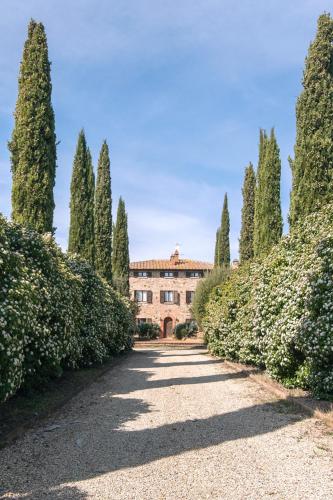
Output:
(9, 20), (56, 233)
(253, 129), (268, 256)
(218, 193), (230, 267)
(239, 163), (256, 263)
(289, 13), (333, 227)
(68, 130), (95, 265)
(112, 197), (129, 296)
(214, 228), (221, 267)
(254, 129), (282, 258)
(94, 141), (112, 282)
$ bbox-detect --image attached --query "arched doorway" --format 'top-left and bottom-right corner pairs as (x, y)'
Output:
(163, 317), (173, 338)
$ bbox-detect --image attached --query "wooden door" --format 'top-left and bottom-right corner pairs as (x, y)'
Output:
(164, 317), (173, 337)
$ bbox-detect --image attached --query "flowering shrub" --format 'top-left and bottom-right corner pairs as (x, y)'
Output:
(203, 205), (333, 395)
(0, 216), (134, 402)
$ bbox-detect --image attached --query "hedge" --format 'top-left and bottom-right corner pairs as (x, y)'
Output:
(203, 205), (333, 395)
(0, 215), (134, 402)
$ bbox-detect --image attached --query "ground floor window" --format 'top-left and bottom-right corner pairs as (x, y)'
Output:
(137, 318), (152, 324)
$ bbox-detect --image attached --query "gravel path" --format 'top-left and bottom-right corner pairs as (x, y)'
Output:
(1, 348), (333, 499)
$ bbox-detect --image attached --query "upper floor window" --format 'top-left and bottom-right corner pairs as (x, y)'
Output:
(186, 271), (202, 278)
(135, 290), (152, 303)
(134, 271), (152, 278)
(160, 271), (178, 278)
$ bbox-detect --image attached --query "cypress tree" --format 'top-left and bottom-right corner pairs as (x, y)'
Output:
(112, 197), (130, 296)
(289, 13), (333, 227)
(218, 193), (230, 267)
(9, 19), (56, 233)
(254, 129), (282, 258)
(68, 130), (95, 265)
(253, 129), (268, 256)
(239, 163), (256, 263)
(214, 228), (221, 267)
(94, 141), (112, 282)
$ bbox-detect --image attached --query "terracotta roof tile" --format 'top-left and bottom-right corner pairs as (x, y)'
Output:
(130, 259), (214, 271)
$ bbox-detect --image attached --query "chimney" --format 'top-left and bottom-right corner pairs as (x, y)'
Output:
(231, 259), (239, 270)
(170, 247), (180, 265)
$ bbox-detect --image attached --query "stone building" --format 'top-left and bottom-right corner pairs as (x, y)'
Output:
(130, 248), (213, 337)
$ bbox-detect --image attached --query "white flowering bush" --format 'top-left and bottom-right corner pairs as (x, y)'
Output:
(204, 205), (333, 395)
(0, 215), (134, 403)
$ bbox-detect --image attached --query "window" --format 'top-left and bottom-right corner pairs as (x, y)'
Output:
(137, 318), (152, 324)
(135, 290), (153, 303)
(135, 290), (147, 302)
(164, 291), (173, 302)
(138, 271), (150, 278)
(134, 271), (151, 277)
(160, 291), (179, 304)
(160, 271), (178, 278)
(186, 291), (195, 304)
(186, 271), (202, 278)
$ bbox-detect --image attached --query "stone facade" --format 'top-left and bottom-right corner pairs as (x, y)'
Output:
(130, 249), (213, 337)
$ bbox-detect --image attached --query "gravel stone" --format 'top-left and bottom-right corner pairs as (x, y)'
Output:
(0, 348), (332, 499)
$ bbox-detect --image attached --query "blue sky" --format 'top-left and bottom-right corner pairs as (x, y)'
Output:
(0, 1), (332, 262)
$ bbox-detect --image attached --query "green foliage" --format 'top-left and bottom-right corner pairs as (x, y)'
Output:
(239, 163), (256, 263)
(253, 129), (268, 256)
(253, 129), (282, 258)
(9, 20), (56, 233)
(217, 193), (230, 266)
(112, 197), (130, 296)
(94, 141), (112, 282)
(174, 321), (198, 340)
(192, 267), (230, 329)
(289, 13), (333, 227)
(204, 204), (333, 395)
(214, 228), (221, 267)
(174, 323), (188, 340)
(137, 322), (160, 340)
(68, 130), (95, 266)
(0, 215), (134, 403)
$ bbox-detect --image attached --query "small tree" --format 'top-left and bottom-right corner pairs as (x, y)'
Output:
(9, 20), (57, 233)
(112, 197), (130, 296)
(239, 163), (256, 263)
(95, 141), (112, 282)
(218, 193), (230, 267)
(214, 228), (221, 267)
(192, 267), (230, 329)
(68, 130), (95, 265)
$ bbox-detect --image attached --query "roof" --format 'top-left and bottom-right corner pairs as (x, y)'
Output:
(130, 259), (214, 271)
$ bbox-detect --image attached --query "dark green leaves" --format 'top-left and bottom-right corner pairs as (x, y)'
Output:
(9, 20), (57, 233)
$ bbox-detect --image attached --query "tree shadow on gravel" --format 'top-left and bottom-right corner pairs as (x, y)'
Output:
(0, 349), (308, 499)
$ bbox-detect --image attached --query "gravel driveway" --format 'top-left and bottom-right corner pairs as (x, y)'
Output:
(0, 348), (332, 499)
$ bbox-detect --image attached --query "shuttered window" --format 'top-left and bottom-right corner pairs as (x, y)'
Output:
(186, 291), (195, 304)
(134, 271), (152, 277)
(160, 291), (179, 304)
(135, 290), (152, 302)
(160, 271), (178, 278)
(186, 271), (202, 278)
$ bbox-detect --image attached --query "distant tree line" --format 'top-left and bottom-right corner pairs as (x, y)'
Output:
(9, 19), (129, 296)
